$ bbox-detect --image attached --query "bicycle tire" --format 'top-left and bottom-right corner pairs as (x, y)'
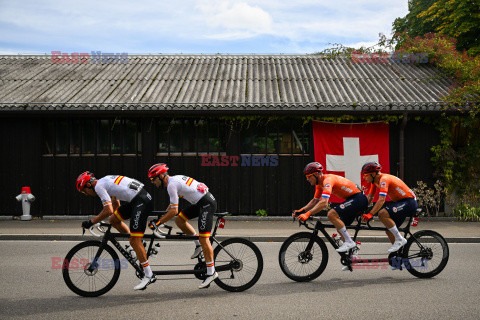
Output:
(278, 232), (329, 282)
(402, 230), (449, 278)
(213, 237), (263, 292)
(62, 240), (121, 297)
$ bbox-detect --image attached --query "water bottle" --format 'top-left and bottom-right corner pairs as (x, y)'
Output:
(332, 233), (343, 247)
(125, 245), (138, 261)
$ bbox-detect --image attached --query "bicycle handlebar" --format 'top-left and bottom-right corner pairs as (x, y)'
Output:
(88, 223), (107, 238)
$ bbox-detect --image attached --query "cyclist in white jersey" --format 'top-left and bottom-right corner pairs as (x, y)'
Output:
(147, 163), (218, 289)
(76, 171), (156, 291)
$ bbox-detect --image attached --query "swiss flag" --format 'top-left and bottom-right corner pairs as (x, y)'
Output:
(312, 121), (390, 203)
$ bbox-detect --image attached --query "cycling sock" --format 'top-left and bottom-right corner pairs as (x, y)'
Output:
(338, 227), (353, 243)
(388, 226), (403, 241)
(206, 261), (215, 275)
(141, 260), (153, 278)
(193, 234), (200, 246)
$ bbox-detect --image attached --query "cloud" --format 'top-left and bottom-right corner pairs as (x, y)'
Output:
(196, 1), (273, 40)
(0, 0), (409, 53)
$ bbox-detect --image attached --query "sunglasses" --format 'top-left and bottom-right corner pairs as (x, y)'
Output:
(305, 173), (316, 178)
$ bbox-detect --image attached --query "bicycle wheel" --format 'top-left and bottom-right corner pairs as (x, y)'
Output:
(279, 232), (329, 282)
(62, 240), (121, 297)
(402, 230), (449, 278)
(213, 238), (263, 292)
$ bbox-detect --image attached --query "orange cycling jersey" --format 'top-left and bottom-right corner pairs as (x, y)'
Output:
(367, 173), (415, 202)
(314, 174), (361, 200)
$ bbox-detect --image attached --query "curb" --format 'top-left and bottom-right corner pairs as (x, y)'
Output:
(1, 234), (479, 243)
(38, 215), (464, 222)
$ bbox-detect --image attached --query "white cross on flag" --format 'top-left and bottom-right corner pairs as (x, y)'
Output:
(312, 121), (390, 203)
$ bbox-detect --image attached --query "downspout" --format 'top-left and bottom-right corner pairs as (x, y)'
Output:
(399, 112), (408, 180)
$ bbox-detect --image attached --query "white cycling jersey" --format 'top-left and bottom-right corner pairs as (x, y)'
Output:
(95, 175), (144, 207)
(167, 175), (209, 207)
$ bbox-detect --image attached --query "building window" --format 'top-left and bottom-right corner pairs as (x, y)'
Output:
(157, 118), (226, 155)
(43, 118), (141, 156)
(241, 119), (309, 155)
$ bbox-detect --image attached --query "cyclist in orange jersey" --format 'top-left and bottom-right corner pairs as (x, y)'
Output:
(293, 162), (368, 253)
(360, 162), (418, 253)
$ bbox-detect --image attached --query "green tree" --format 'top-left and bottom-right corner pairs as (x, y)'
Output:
(393, 0), (439, 38)
(393, 0), (480, 56)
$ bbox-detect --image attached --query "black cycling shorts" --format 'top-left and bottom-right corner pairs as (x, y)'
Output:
(332, 192), (369, 226)
(177, 192), (217, 237)
(384, 197), (418, 227)
(115, 188), (153, 237)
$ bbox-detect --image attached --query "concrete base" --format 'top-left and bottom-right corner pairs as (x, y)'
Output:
(20, 215), (32, 221)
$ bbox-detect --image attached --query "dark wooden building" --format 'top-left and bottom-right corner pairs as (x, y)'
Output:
(0, 54), (451, 216)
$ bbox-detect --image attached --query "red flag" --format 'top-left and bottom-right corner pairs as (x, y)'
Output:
(312, 121), (390, 203)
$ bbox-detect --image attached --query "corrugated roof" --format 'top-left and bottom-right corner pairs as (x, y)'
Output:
(0, 54), (456, 113)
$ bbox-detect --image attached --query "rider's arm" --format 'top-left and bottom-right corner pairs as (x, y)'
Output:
(90, 186), (115, 224)
(369, 195), (386, 216)
(156, 182), (180, 225)
(302, 198), (319, 212)
(309, 197), (328, 215)
(157, 205), (178, 224)
(111, 197), (120, 212)
(366, 193), (374, 205)
(91, 203), (115, 224)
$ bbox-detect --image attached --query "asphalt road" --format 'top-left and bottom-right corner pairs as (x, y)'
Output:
(0, 241), (479, 320)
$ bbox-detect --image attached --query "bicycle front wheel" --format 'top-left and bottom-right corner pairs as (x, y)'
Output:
(402, 230), (449, 278)
(213, 238), (263, 292)
(279, 232), (328, 282)
(62, 240), (121, 297)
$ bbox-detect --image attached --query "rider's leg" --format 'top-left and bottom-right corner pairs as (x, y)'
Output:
(175, 214), (202, 255)
(199, 236), (214, 266)
(328, 209), (353, 243)
(379, 209), (407, 253)
(175, 214), (196, 235)
(109, 214), (130, 234)
(378, 209), (401, 242)
(378, 209), (396, 244)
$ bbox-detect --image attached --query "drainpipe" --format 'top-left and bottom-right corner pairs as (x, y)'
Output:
(399, 112), (408, 180)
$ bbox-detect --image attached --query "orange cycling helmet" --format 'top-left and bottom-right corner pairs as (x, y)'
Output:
(361, 162), (382, 174)
(303, 162), (323, 175)
(76, 171), (95, 192)
(148, 163), (169, 180)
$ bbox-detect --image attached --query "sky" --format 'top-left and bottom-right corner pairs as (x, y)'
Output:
(0, 0), (409, 54)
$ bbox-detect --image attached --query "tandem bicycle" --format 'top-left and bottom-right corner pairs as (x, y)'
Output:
(63, 212), (264, 297)
(279, 209), (449, 281)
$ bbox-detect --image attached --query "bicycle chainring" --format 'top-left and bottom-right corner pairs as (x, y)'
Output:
(194, 262), (207, 280)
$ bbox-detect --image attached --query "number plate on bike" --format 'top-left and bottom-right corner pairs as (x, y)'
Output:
(219, 218), (226, 228)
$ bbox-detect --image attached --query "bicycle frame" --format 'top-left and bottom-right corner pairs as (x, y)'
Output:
(88, 212), (237, 279)
(300, 211), (419, 267)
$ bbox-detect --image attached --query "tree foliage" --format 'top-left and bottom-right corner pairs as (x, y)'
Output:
(393, 0), (480, 56)
(398, 33), (480, 109)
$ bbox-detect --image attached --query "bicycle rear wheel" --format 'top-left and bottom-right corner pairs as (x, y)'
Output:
(279, 232), (328, 282)
(213, 238), (263, 292)
(62, 240), (121, 297)
(402, 230), (449, 278)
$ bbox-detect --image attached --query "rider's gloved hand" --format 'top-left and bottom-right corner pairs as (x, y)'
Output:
(297, 211), (312, 222)
(82, 220), (94, 229)
(292, 208), (306, 218)
(148, 219), (161, 230)
(362, 213), (373, 222)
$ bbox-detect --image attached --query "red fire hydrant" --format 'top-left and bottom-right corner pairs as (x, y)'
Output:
(15, 187), (35, 221)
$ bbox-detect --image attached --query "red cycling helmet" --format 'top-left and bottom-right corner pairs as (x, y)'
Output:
(76, 171), (95, 192)
(361, 162), (382, 174)
(303, 162), (323, 175)
(148, 163), (169, 180)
